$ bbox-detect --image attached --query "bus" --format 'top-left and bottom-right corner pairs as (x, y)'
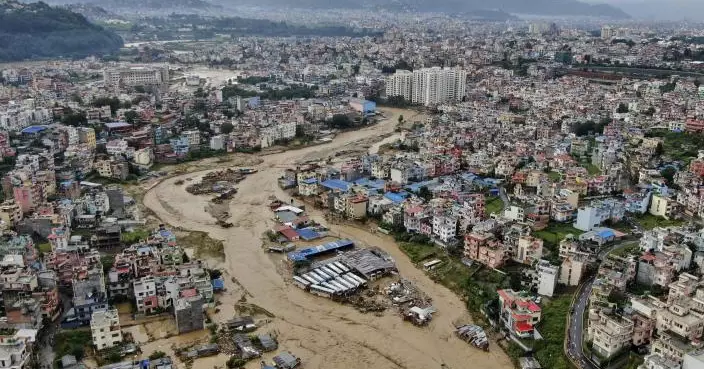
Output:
(423, 259), (443, 271)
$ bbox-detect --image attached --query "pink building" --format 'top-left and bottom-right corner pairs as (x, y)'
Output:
(464, 232), (508, 269)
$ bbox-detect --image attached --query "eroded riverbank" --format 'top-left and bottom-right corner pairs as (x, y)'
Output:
(142, 108), (513, 369)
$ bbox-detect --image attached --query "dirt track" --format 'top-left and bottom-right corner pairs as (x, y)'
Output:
(142, 108), (513, 369)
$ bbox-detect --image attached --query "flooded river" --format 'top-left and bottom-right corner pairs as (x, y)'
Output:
(143, 108), (513, 369)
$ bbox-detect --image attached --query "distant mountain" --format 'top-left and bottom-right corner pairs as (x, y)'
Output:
(43, 0), (222, 14)
(587, 0), (704, 20)
(0, 0), (123, 61)
(62, 3), (123, 21)
(230, 0), (630, 18)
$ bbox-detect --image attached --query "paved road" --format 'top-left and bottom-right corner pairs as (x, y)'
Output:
(499, 187), (510, 211)
(565, 240), (638, 369)
(568, 278), (597, 369)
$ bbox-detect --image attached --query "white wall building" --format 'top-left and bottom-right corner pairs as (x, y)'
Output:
(536, 260), (559, 297)
(90, 309), (123, 350)
(133, 276), (157, 313)
(432, 215), (457, 243)
(103, 66), (169, 87)
(411, 67), (467, 106)
(260, 122), (297, 148)
(385, 70), (413, 101)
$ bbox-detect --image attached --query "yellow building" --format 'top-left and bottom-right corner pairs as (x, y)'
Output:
(649, 194), (676, 220)
(78, 127), (96, 148)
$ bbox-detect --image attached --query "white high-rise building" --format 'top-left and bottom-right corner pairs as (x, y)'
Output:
(411, 67), (467, 106)
(103, 65), (169, 87)
(385, 70), (413, 101)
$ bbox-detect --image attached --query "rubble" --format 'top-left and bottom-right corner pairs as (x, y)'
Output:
(455, 324), (490, 351)
(185, 168), (247, 195)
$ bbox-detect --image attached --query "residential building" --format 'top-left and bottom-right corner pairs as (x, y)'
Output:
(588, 311), (634, 359)
(175, 293), (204, 334)
(464, 232), (508, 269)
(515, 236), (543, 265)
(650, 195), (678, 220)
(133, 276), (158, 314)
(103, 66), (169, 87)
(385, 70), (413, 101)
(574, 199), (625, 232)
(432, 215), (457, 244)
(497, 289), (542, 338)
(411, 67), (467, 106)
(560, 255), (587, 286)
(535, 260), (558, 297)
(90, 309), (122, 350)
(0, 329), (34, 369)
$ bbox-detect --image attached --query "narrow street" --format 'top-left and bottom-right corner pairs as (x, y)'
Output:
(565, 240), (638, 369)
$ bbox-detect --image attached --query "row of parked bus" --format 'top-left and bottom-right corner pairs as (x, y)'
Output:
(292, 262), (367, 298)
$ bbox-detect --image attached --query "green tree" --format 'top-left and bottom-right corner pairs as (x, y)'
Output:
(62, 112), (87, 126)
(221, 122), (234, 134)
(123, 110), (139, 124)
(661, 166), (677, 185)
(418, 186), (432, 201)
(329, 114), (352, 128)
(398, 114), (404, 124)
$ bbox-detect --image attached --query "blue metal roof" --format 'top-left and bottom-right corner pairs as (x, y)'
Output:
(287, 239), (354, 262)
(297, 228), (321, 241)
(384, 192), (408, 203)
(320, 179), (352, 192)
(212, 278), (225, 290)
(597, 228), (615, 238)
(301, 178), (318, 185)
(21, 125), (47, 134)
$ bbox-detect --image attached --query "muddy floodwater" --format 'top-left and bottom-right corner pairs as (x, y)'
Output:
(143, 108), (514, 369)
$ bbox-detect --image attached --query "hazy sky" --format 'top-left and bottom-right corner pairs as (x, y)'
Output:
(584, 0), (704, 20)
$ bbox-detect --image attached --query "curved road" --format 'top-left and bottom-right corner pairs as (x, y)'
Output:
(143, 108), (513, 369)
(566, 241), (637, 369)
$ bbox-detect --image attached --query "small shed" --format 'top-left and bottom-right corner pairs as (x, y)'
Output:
(273, 351), (300, 369)
(258, 333), (278, 352)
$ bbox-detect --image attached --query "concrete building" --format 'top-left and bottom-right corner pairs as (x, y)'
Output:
(574, 199), (625, 232)
(535, 260), (559, 297)
(90, 309), (122, 350)
(385, 70), (413, 101)
(650, 195), (677, 220)
(516, 236), (543, 265)
(560, 255), (587, 286)
(175, 294), (204, 334)
(497, 289), (542, 338)
(133, 276), (157, 314)
(684, 349), (704, 369)
(588, 311), (634, 359)
(642, 353), (682, 369)
(0, 329), (34, 369)
(411, 67), (467, 106)
(103, 66), (169, 87)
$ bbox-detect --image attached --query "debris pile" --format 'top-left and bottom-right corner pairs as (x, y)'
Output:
(455, 324), (490, 351)
(346, 288), (388, 314)
(385, 279), (435, 326)
(185, 169), (247, 195)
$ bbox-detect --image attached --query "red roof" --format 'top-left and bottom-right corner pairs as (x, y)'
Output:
(641, 254), (656, 262)
(180, 288), (198, 298)
(527, 302), (541, 313)
(497, 289), (511, 300)
(515, 322), (534, 333)
(279, 227), (299, 240)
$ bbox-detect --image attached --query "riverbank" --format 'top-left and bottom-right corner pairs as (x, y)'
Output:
(142, 107), (513, 369)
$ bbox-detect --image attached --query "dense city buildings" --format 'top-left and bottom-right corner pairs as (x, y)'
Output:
(3, 8), (704, 369)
